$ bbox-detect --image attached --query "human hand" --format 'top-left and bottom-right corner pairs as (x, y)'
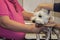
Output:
(30, 23), (42, 33)
(34, 3), (53, 12)
(44, 22), (56, 27)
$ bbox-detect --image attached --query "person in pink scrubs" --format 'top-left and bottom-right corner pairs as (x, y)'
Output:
(0, 0), (41, 40)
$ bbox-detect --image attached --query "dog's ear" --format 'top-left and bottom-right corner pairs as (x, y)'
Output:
(41, 8), (50, 14)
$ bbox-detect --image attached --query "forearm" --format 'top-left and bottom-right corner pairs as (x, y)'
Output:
(34, 3), (54, 12)
(0, 16), (34, 33)
(22, 11), (34, 20)
(55, 23), (60, 28)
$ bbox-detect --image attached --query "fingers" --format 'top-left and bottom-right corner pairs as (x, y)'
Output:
(44, 22), (56, 27)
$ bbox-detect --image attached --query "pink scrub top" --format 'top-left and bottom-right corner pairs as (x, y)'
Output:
(0, 0), (25, 40)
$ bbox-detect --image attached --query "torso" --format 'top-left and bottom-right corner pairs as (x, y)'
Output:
(0, 0), (25, 39)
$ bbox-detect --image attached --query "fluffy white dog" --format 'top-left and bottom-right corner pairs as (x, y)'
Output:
(31, 8), (60, 40)
(31, 8), (50, 26)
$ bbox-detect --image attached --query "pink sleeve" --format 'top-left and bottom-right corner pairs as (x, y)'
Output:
(16, 0), (24, 12)
(0, 0), (9, 16)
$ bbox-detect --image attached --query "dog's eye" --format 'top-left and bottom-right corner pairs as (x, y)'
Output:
(39, 15), (42, 18)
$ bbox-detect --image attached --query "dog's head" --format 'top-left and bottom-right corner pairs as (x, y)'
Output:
(31, 9), (50, 25)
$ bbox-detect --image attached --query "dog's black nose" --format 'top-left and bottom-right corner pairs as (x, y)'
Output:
(39, 15), (42, 18)
(32, 20), (35, 23)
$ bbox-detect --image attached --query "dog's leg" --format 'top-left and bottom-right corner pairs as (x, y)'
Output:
(53, 28), (60, 40)
(36, 34), (40, 40)
(45, 27), (52, 40)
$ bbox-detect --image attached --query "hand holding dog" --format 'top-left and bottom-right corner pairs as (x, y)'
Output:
(44, 18), (56, 27)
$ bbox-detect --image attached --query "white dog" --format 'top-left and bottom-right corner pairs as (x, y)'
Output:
(31, 8), (50, 25)
(31, 8), (60, 40)
(31, 8), (51, 40)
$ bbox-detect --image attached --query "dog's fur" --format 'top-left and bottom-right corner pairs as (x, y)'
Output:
(31, 8), (60, 40)
(31, 9), (50, 25)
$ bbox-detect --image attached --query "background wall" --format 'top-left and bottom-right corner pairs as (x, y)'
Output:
(54, 0), (60, 3)
(54, 0), (60, 23)
(23, 0), (54, 12)
(18, 0), (23, 6)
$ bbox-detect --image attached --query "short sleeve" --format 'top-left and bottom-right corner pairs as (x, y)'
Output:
(16, 0), (24, 12)
(0, 0), (9, 16)
(54, 3), (60, 12)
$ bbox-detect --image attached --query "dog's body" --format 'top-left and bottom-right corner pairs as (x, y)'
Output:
(31, 8), (60, 40)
